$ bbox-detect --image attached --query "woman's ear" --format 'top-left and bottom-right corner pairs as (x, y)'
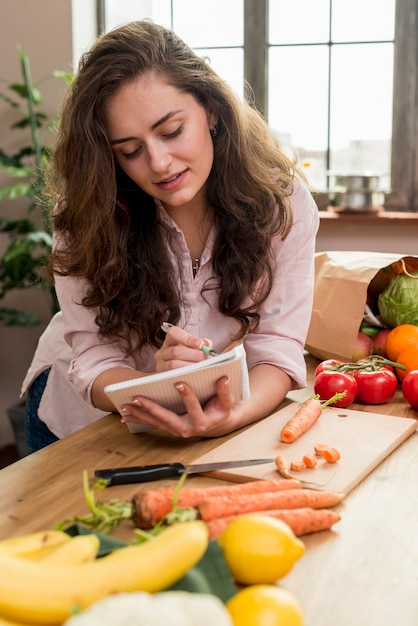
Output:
(207, 107), (218, 131)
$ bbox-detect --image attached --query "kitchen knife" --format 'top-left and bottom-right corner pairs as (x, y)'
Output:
(94, 458), (275, 485)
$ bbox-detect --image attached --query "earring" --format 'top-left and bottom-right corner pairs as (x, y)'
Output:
(210, 124), (219, 138)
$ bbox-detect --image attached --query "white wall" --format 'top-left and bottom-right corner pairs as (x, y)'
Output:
(316, 217), (418, 256)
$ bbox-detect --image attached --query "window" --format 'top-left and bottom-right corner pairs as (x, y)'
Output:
(99, 0), (418, 211)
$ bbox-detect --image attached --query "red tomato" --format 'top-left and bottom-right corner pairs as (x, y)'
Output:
(353, 369), (398, 405)
(402, 370), (418, 409)
(314, 370), (358, 407)
(314, 359), (343, 378)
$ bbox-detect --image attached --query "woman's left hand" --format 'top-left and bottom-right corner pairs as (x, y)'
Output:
(120, 375), (237, 437)
(120, 363), (292, 437)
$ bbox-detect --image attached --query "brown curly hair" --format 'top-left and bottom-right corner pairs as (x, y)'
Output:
(48, 20), (304, 353)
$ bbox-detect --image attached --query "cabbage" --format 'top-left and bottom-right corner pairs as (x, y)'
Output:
(378, 272), (418, 327)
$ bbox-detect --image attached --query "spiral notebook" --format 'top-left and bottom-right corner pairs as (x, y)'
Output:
(104, 343), (250, 433)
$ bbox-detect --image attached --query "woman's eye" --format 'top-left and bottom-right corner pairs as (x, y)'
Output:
(164, 125), (183, 139)
(122, 147), (142, 160)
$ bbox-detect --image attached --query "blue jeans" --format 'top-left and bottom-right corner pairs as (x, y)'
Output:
(24, 368), (59, 453)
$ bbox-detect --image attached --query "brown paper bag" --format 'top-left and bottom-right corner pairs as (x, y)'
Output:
(305, 251), (418, 362)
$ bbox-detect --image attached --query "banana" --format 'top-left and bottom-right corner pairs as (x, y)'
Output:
(0, 530), (71, 560)
(0, 520), (209, 625)
(39, 534), (100, 565)
(0, 614), (49, 626)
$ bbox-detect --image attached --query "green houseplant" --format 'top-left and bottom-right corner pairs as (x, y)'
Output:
(0, 48), (72, 327)
(0, 50), (72, 457)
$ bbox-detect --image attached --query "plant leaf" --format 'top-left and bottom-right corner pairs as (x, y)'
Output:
(0, 162), (33, 177)
(0, 308), (40, 327)
(0, 182), (33, 201)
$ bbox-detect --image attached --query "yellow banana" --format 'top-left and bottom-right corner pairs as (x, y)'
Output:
(39, 534), (100, 565)
(0, 520), (208, 625)
(0, 614), (50, 626)
(0, 530), (71, 560)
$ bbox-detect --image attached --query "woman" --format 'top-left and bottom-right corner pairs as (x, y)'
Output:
(22, 20), (319, 452)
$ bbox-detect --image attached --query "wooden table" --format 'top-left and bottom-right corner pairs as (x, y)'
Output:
(1, 354), (417, 626)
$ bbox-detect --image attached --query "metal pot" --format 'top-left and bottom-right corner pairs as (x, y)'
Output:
(333, 174), (380, 192)
(329, 190), (385, 211)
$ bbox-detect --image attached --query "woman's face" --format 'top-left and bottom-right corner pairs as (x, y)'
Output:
(106, 72), (216, 214)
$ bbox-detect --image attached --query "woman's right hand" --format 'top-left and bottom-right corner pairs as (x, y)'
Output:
(154, 325), (214, 372)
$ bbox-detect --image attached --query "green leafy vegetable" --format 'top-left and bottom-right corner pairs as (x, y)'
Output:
(378, 272), (418, 327)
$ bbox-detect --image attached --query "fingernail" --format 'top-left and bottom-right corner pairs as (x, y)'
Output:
(132, 398), (143, 407)
(175, 382), (185, 392)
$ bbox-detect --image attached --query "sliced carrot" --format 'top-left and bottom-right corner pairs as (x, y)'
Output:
(275, 455), (293, 479)
(280, 392), (347, 444)
(302, 454), (318, 468)
(290, 459), (306, 471)
(206, 507), (341, 539)
(315, 446), (341, 463)
(132, 478), (302, 528)
(196, 488), (346, 522)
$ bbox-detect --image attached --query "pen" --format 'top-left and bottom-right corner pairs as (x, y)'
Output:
(161, 322), (219, 356)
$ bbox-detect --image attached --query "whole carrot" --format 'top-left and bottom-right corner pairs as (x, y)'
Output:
(280, 392), (347, 443)
(196, 488), (346, 522)
(206, 507), (341, 539)
(132, 478), (302, 528)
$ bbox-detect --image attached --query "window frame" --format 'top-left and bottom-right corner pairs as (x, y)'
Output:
(98, 0), (418, 212)
(244, 0), (418, 212)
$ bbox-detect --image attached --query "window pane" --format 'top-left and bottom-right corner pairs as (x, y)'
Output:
(196, 48), (244, 98)
(329, 43), (394, 186)
(268, 46), (329, 189)
(332, 0), (396, 42)
(105, 0), (172, 29)
(173, 0), (243, 47)
(269, 0), (330, 44)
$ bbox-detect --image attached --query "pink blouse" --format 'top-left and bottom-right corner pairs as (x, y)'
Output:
(21, 181), (319, 437)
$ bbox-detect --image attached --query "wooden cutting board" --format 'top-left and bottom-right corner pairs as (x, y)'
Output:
(194, 404), (417, 494)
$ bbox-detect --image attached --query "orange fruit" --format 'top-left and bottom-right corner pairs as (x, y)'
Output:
(394, 345), (418, 382)
(385, 324), (418, 362)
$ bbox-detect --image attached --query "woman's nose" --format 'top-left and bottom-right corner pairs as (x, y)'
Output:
(146, 141), (172, 173)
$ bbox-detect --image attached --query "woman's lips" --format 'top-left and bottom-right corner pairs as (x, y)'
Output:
(156, 169), (187, 191)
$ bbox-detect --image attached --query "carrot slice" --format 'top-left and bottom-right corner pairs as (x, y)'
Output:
(302, 454), (318, 468)
(275, 455), (293, 478)
(290, 460), (306, 471)
(315, 446), (341, 463)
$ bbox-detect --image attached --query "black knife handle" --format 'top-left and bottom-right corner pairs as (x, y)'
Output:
(94, 463), (187, 485)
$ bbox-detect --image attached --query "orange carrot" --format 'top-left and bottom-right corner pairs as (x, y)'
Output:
(302, 454), (318, 468)
(206, 507), (341, 539)
(314, 444), (341, 463)
(280, 392), (346, 443)
(290, 459), (306, 471)
(196, 488), (346, 522)
(132, 478), (302, 528)
(275, 455), (293, 478)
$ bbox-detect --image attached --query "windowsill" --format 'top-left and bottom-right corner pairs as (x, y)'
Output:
(319, 210), (418, 223)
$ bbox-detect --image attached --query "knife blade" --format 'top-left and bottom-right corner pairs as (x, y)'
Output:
(94, 458), (275, 486)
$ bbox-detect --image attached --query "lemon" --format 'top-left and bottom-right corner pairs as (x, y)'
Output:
(226, 584), (304, 626)
(218, 514), (305, 585)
